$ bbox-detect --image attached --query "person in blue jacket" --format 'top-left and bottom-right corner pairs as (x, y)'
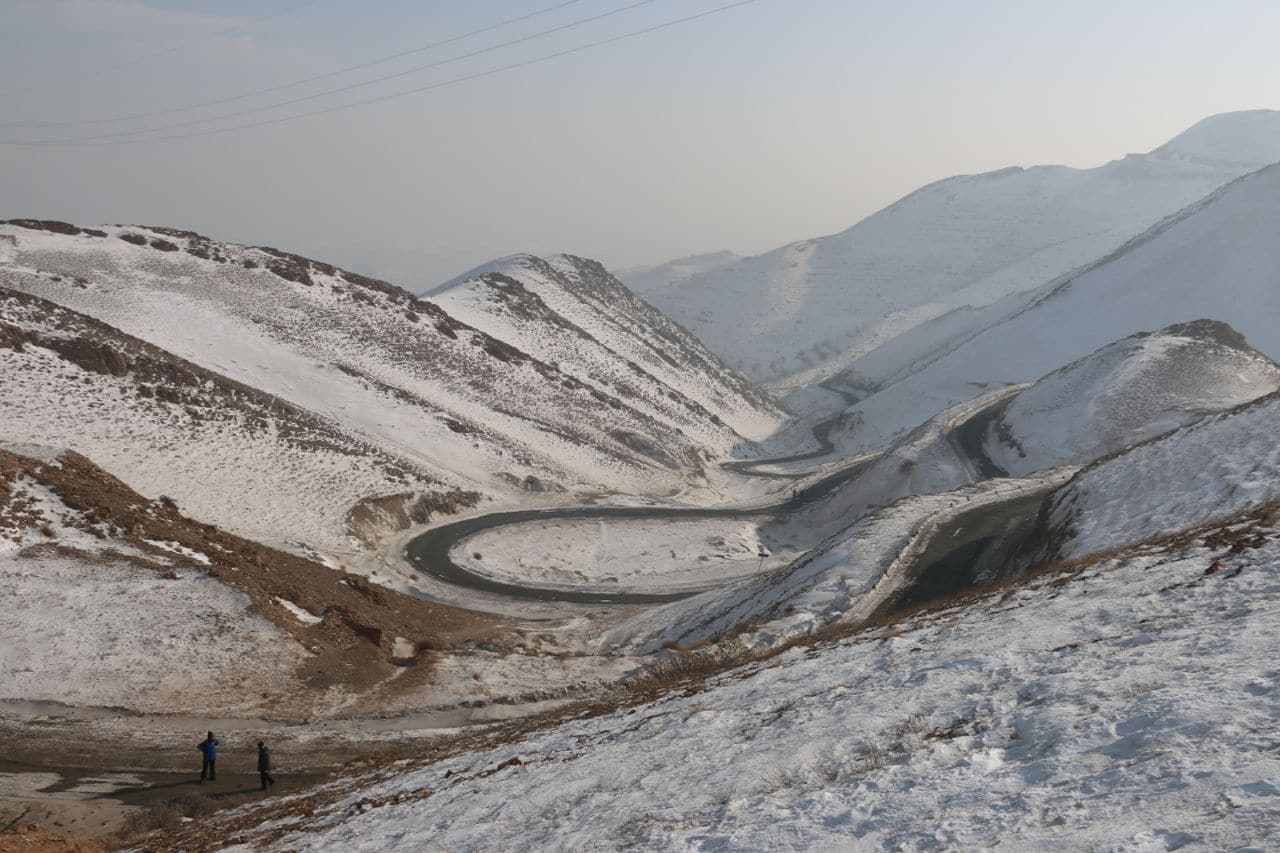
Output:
(198, 731), (219, 782)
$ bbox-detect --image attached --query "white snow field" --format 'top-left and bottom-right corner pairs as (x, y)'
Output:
(0, 449), (304, 714)
(624, 109), (1280, 383)
(837, 159), (1280, 455)
(225, 506), (1280, 851)
(452, 516), (787, 597)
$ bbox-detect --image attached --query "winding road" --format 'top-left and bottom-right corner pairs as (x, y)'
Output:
(405, 384), (1018, 606)
(405, 445), (875, 605)
(721, 379), (865, 478)
(406, 388), (871, 604)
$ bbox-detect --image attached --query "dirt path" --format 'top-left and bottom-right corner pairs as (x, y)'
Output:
(0, 757), (328, 841)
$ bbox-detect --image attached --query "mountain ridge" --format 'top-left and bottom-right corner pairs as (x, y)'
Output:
(0, 221), (782, 579)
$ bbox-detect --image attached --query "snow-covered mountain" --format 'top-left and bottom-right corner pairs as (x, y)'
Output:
(840, 160), (1280, 454)
(423, 253), (779, 446)
(627, 110), (1280, 383)
(0, 283), (476, 558)
(0, 222), (782, 561)
(616, 250), (739, 301)
(984, 321), (1280, 476)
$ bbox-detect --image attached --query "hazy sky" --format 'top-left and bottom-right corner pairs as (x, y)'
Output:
(1, 0), (1277, 288)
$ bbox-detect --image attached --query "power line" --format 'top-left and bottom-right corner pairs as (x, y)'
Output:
(0, 0), (328, 101)
(6, 0), (662, 144)
(1, 0), (762, 148)
(2, 0), (764, 149)
(0, 0), (588, 129)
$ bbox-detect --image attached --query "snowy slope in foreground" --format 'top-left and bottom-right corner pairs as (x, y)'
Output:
(633, 110), (1280, 382)
(0, 448), (300, 714)
(842, 160), (1280, 454)
(986, 320), (1280, 475)
(220, 508), (1280, 851)
(1046, 390), (1280, 560)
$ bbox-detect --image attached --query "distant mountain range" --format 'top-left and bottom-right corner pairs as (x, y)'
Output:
(837, 159), (1280, 454)
(621, 109), (1280, 385)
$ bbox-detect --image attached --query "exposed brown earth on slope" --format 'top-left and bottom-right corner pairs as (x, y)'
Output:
(0, 448), (506, 696)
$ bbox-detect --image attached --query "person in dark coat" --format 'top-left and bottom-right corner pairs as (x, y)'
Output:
(257, 741), (275, 790)
(198, 732), (219, 782)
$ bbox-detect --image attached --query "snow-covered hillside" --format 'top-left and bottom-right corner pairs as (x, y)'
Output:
(629, 110), (1280, 383)
(1045, 390), (1280, 561)
(603, 321), (1280, 654)
(0, 445), (496, 717)
(985, 321), (1280, 476)
(837, 160), (1280, 455)
(0, 222), (782, 558)
(424, 254), (779, 446)
(0, 447), (301, 714)
(0, 284), (471, 556)
(190, 497), (1280, 851)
